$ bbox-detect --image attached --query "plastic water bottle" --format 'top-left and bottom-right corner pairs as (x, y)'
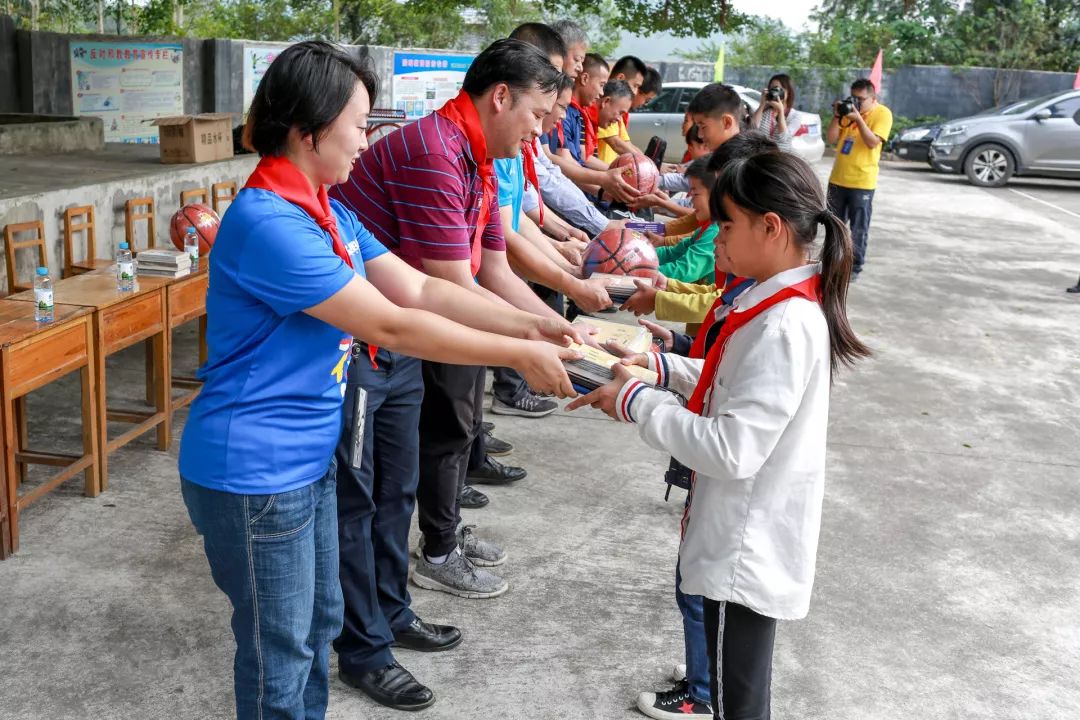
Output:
(116, 242), (136, 291)
(34, 267), (53, 323)
(184, 226), (200, 269)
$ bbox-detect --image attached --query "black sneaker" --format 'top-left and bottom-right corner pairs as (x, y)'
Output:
(484, 430), (513, 456)
(636, 679), (712, 719)
(459, 485), (489, 509)
(482, 421), (495, 433)
(466, 456), (526, 486)
(490, 392), (557, 418)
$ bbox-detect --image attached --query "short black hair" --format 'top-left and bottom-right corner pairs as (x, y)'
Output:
(556, 73), (575, 95)
(509, 22), (567, 61)
(611, 55), (647, 80)
(640, 67), (663, 95)
(463, 39), (562, 98)
(583, 53), (609, 75)
(602, 79), (633, 102)
(851, 78), (877, 96)
(687, 83), (743, 119)
(684, 157), (716, 189)
(551, 19), (588, 49)
(705, 129), (779, 174)
(244, 40), (378, 157)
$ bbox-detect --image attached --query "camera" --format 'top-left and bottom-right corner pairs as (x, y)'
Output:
(766, 86), (785, 102)
(836, 95), (862, 117)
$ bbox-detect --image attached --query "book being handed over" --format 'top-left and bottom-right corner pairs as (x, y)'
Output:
(564, 342), (658, 393)
(571, 316), (652, 355)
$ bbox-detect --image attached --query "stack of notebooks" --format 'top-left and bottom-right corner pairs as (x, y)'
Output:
(137, 249), (192, 278)
(590, 273), (653, 303)
(571, 315), (652, 355)
(564, 343), (658, 392)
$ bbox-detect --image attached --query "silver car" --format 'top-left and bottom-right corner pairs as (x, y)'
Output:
(628, 81), (825, 163)
(929, 89), (1080, 187)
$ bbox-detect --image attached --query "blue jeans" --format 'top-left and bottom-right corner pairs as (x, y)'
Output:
(827, 183), (875, 274)
(182, 461), (343, 720)
(334, 346), (423, 674)
(677, 562), (711, 705)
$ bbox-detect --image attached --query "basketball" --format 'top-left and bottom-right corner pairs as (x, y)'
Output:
(169, 203), (220, 255)
(611, 152), (660, 195)
(581, 228), (659, 280)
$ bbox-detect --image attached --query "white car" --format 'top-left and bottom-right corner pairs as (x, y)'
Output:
(628, 81), (825, 163)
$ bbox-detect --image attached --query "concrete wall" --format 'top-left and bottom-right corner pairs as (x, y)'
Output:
(0, 15), (17, 114)
(662, 62), (1078, 120)
(0, 115), (104, 155)
(0, 153), (258, 287)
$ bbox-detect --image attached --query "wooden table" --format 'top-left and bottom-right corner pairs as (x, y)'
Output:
(163, 264), (208, 409)
(0, 300), (98, 557)
(8, 272), (172, 489)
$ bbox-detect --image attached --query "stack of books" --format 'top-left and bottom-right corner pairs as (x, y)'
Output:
(590, 272), (652, 303)
(572, 315), (652, 355)
(136, 249), (192, 278)
(564, 343), (658, 393)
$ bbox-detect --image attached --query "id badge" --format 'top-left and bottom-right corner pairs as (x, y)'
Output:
(841, 138), (855, 155)
(349, 387), (367, 470)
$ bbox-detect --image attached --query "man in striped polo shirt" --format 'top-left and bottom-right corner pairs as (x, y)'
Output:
(331, 39), (569, 710)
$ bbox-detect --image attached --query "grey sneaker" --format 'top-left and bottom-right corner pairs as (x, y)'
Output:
(491, 392), (558, 418)
(414, 525), (507, 567)
(458, 524), (506, 567)
(412, 549), (508, 599)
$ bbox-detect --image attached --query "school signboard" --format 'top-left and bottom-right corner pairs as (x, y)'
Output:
(391, 52), (475, 121)
(69, 41), (184, 143)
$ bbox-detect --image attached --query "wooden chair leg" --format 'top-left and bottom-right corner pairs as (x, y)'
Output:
(94, 320), (110, 492)
(153, 330), (171, 451)
(144, 339), (155, 404)
(81, 333), (100, 497)
(198, 315), (208, 365)
(13, 396), (28, 485)
(2, 394), (21, 554)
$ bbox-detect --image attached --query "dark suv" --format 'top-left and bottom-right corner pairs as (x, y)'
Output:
(928, 90), (1080, 187)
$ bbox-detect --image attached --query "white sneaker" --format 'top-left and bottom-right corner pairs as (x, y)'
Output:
(671, 664), (687, 682)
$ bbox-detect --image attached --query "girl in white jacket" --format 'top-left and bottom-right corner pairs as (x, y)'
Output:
(569, 151), (869, 720)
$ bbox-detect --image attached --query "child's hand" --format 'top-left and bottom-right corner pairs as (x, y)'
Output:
(565, 363), (635, 419)
(620, 280), (659, 316)
(637, 318), (674, 347)
(619, 353), (650, 368)
(653, 272), (668, 290)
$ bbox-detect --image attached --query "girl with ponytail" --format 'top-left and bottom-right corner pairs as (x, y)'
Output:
(569, 151), (869, 720)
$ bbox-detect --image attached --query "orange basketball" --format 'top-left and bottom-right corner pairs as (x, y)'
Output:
(170, 203), (220, 255)
(582, 228), (659, 279)
(611, 152), (660, 194)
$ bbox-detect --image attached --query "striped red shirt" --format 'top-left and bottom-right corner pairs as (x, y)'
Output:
(331, 112), (505, 272)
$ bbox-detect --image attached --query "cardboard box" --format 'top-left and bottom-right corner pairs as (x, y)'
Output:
(151, 113), (235, 164)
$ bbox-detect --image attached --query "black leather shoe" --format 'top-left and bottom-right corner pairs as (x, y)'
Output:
(339, 662), (435, 711)
(393, 616), (463, 652)
(459, 484), (489, 509)
(482, 421), (495, 433)
(484, 430), (513, 456)
(467, 455), (527, 486)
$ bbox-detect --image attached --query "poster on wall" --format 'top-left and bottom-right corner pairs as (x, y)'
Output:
(243, 44), (291, 115)
(69, 41), (184, 143)
(392, 52), (475, 120)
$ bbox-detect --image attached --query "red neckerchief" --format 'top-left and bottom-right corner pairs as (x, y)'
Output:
(521, 139), (544, 226)
(245, 155), (353, 269)
(688, 273), (748, 360)
(681, 148), (691, 164)
(687, 273), (821, 414)
(245, 155), (381, 369)
(574, 98), (598, 160)
(621, 110), (630, 129)
(435, 90), (491, 276)
(556, 122), (565, 147)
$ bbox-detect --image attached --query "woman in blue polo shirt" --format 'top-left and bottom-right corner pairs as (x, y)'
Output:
(179, 41), (579, 720)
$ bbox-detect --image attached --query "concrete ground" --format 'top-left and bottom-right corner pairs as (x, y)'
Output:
(1, 159), (1078, 720)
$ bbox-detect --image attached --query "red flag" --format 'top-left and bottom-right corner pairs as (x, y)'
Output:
(869, 49), (884, 93)
(1074, 66), (1080, 90)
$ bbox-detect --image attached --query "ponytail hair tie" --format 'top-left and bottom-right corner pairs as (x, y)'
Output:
(817, 210), (830, 224)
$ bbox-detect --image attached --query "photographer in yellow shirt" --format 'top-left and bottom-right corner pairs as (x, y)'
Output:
(826, 78), (893, 277)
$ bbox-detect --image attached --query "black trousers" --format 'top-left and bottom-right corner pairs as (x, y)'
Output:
(703, 599), (778, 720)
(827, 183), (875, 274)
(417, 362), (485, 556)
